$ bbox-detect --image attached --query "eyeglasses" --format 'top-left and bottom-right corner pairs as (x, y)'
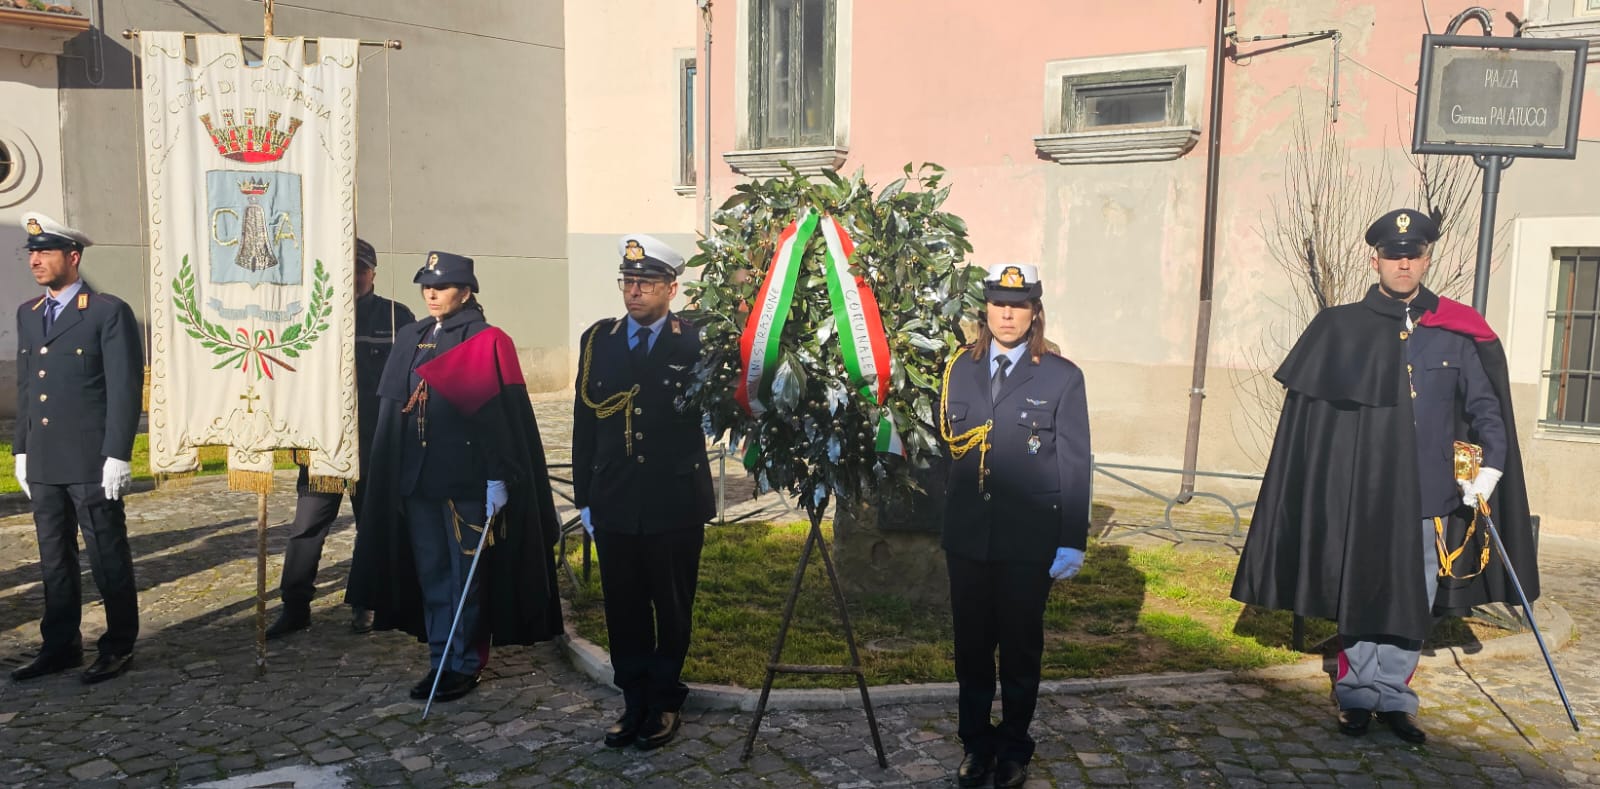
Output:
(617, 278), (668, 294)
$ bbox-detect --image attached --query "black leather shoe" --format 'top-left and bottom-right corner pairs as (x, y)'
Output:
(957, 752), (995, 787)
(265, 605), (311, 640)
(1338, 707), (1372, 737)
(604, 708), (645, 748)
(9, 650), (83, 682)
(1379, 710), (1427, 744)
(408, 669), (439, 700)
(993, 759), (1028, 788)
(350, 607), (374, 634)
(81, 652), (132, 684)
(430, 670), (480, 702)
(634, 710), (681, 751)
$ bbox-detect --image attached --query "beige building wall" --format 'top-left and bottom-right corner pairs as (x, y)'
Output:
(0, 15), (78, 419)
(563, 0), (702, 383)
(38, 1), (570, 391)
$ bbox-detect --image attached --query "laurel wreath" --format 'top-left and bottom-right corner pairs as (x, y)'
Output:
(172, 254), (333, 380)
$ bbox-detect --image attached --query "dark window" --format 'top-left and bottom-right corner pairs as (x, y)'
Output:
(750, 0), (835, 148)
(681, 59), (697, 186)
(1544, 249), (1600, 428)
(1063, 67), (1184, 132)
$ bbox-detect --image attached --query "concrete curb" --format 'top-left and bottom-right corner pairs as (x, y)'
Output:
(558, 599), (1577, 712)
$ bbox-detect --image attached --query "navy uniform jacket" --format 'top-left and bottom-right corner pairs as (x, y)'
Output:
(353, 292), (415, 464)
(391, 307), (502, 500)
(1404, 312), (1506, 520)
(941, 348), (1092, 562)
(572, 314), (715, 534)
(14, 287), (143, 485)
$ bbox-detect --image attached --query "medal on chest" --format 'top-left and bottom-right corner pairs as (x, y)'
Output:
(1027, 433), (1042, 455)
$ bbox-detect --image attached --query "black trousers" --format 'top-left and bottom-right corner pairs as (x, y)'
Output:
(947, 552), (1054, 763)
(593, 527), (704, 713)
(29, 481), (139, 657)
(278, 467), (362, 608)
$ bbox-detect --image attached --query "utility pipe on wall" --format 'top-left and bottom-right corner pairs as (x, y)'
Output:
(701, 0), (713, 238)
(1176, 0), (1231, 502)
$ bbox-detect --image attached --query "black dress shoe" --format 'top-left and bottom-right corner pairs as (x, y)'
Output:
(993, 759), (1028, 788)
(634, 710), (681, 751)
(1338, 707), (1372, 737)
(265, 605), (311, 639)
(9, 650), (84, 682)
(430, 670), (480, 702)
(350, 607), (374, 634)
(604, 708), (645, 747)
(81, 652), (132, 684)
(1379, 710), (1427, 744)
(409, 669), (440, 700)
(957, 752), (995, 787)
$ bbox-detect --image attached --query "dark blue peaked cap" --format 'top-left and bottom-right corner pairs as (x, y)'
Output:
(413, 251), (478, 292)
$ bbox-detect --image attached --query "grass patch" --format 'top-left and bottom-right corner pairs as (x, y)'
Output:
(0, 436), (296, 495)
(562, 521), (1511, 689)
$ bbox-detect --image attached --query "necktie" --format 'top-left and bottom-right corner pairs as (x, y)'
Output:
(632, 327), (653, 364)
(991, 355), (1011, 403)
(42, 299), (59, 334)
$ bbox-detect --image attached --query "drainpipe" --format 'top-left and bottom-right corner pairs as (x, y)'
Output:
(700, 0), (713, 237)
(1176, 0), (1231, 503)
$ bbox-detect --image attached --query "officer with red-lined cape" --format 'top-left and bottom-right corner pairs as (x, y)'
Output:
(1231, 208), (1537, 744)
(346, 251), (562, 703)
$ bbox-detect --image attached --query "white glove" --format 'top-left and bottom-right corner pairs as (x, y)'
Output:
(102, 457), (132, 501)
(486, 480), (508, 521)
(1049, 547), (1084, 580)
(580, 506), (594, 536)
(13, 454), (28, 500)
(1459, 467), (1503, 508)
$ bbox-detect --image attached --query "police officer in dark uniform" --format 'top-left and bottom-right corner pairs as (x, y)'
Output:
(1333, 210), (1506, 741)
(938, 263), (1091, 788)
(10, 212), (143, 684)
(266, 238), (415, 638)
(573, 233), (715, 751)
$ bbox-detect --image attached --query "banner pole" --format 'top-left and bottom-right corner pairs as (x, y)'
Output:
(256, 491), (268, 675)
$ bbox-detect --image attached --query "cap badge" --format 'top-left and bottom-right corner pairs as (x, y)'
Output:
(427, 253), (440, 271)
(998, 266), (1025, 288)
(1396, 214), (1411, 234)
(26, 218), (42, 235)
(624, 240), (646, 261)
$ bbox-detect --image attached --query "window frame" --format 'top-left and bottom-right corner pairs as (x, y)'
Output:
(1540, 247), (1600, 431)
(678, 55), (698, 190)
(1062, 66), (1186, 133)
(747, 0), (837, 149)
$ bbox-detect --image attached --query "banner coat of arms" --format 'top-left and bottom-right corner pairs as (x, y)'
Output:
(139, 32), (360, 491)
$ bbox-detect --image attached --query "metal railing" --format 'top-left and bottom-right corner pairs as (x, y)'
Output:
(1091, 457), (1263, 545)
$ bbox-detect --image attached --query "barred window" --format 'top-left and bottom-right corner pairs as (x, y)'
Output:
(1543, 248), (1600, 428)
(749, 0), (835, 148)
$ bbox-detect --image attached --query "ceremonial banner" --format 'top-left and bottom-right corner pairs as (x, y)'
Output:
(139, 33), (360, 490)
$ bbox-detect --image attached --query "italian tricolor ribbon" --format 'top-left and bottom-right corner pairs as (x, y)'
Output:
(735, 209), (903, 468)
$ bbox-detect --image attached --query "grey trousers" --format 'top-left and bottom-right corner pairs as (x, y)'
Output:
(1335, 519), (1440, 714)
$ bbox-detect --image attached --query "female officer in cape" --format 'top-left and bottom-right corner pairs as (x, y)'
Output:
(346, 252), (563, 703)
(938, 263), (1091, 789)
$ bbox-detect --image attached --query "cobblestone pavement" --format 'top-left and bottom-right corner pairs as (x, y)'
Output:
(0, 394), (1596, 787)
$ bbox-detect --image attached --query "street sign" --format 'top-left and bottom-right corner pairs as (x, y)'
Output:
(1413, 34), (1588, 159)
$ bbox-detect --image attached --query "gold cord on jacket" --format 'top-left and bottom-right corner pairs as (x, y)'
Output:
(579, 323), (641, 455)
(402, 381), (429, 441)
(449, 499), (502, 556)
(939, 350), (993, 492)
(1433, 512), (1490, 580)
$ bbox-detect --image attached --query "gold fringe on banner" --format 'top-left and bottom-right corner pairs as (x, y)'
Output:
(307, 474), (350, 494)
(153, 471), (199, 489)
(290, 449), (312, 466)
(227, 469), (275, 494)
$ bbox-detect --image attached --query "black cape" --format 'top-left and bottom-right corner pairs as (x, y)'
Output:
(1231, 286), (1537, 641)
(345, 308), (564, 646)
